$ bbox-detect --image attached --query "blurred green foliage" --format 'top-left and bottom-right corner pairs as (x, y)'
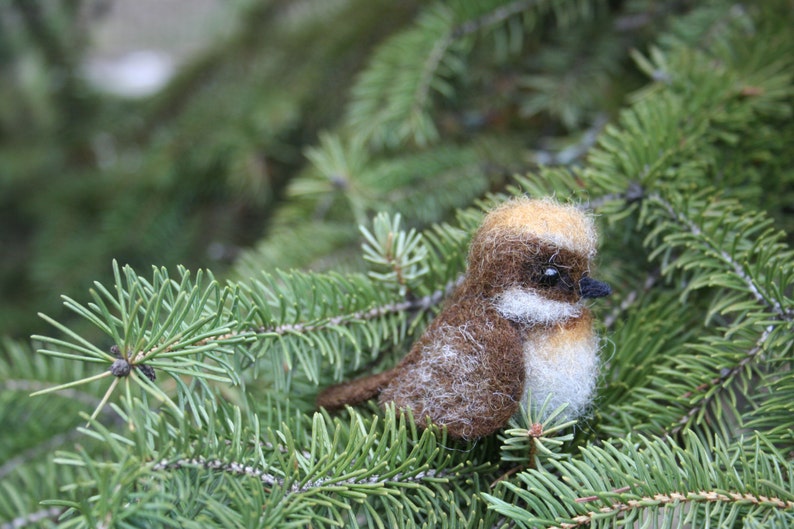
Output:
(0, 0), (418, 337)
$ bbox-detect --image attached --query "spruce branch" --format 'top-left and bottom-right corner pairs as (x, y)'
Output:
(347, 0), (589, 148)
(583, 6), (792, 200)
(28, 212), (471, 417)
(485, 432), (794, 528)
(30, 261), (249, 424)
(635, 192), (793, 435)
(743, 366), (794, 452)
(254, 277), (459, 338)
(533, 114), (609, 166)
(499, 398), (578, 474)
(152, 455), (443, 494)
(360, 212), (429, 296)
(671, 324), (775, 436)
(587, 184), (794, 437)
(51, 402), (494, 527)
(0, 457), (83, 529)
(646, 192), (793, 322)
(413, 0), (543, 118)
(238, 266), (464, 388)
(297, 135), (490, 231)
(236, 211), (477, 387)
(152, 456), (285, 489)
(346, 4), (458, 148)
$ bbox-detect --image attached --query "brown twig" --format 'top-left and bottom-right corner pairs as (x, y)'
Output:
(553, 489), (794, 529)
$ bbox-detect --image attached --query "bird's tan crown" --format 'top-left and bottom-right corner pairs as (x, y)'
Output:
(480, 197), (597, 258)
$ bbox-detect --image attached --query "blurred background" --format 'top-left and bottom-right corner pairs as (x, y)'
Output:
(1, 0), (358, 338)
(1, 0), (679, 340)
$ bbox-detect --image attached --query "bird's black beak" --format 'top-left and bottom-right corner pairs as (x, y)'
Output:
(580, 276), (612, 299)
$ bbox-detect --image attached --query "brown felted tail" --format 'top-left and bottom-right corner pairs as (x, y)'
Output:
(316, 369), (397, 411)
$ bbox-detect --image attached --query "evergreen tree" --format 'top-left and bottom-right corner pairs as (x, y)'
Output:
(1, 0), (793, 527)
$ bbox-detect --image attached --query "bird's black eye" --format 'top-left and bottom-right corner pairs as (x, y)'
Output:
(538, 266), (560, 287)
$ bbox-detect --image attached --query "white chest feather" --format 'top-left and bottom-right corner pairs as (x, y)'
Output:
(520, 320), (599, 421)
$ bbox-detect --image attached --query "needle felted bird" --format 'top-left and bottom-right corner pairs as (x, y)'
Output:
(317, 197), (612, 439)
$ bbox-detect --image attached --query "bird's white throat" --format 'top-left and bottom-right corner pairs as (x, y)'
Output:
(493, 287), (581, 325)
(520, 324), (599, 420)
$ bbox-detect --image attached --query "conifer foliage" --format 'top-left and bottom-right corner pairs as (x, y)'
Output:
(2, 1), (794, 528)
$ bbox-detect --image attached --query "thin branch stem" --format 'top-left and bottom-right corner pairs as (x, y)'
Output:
(0, 507), (65, 529)
(670, 324), (774, 436)
(257, 276), (461, 336)
(152, 455), (440, 493)
(555, 489), (794, 529)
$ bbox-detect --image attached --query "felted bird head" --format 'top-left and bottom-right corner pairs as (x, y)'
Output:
(463, 198), (611, 324)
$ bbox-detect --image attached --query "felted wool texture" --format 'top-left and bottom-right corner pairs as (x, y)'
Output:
(379, 295), (525, 440)
(317, 197), (608, 439)
(316, 369), (395, 412)
(382, 325), (495, 438)
(521, 311), (600, 420)
(478, 197), (598, 259)
(494, 287), (583, 325)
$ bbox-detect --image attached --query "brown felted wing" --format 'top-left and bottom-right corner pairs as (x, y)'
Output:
(379, 296), (525, 439)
